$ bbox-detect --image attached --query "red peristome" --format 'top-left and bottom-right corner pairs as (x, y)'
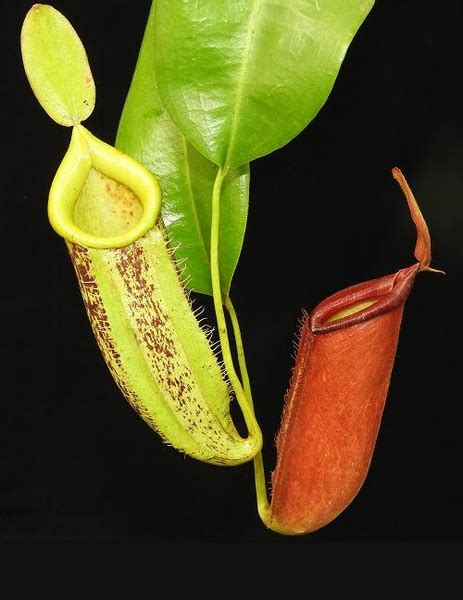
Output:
(312, 264), (420, 334)
(268, 264), (420, 535)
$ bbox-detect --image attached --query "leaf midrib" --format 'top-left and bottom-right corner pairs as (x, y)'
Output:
(224, 0), (263, 167)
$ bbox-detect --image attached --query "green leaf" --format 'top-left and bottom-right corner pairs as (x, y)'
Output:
(153, 0), (374, 168)
(21, 4), (95, 126)
(116, 3), (249, 297)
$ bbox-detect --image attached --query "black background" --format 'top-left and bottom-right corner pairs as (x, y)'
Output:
(1, 0), (462, 544)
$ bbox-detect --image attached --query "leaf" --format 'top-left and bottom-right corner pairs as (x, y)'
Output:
(116, 3), (249, 297)
(21, 4), (95, 126)
(153, 0), (375, 168)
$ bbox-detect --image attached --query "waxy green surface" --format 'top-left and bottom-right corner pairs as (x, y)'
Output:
(153, 0), (375, 168)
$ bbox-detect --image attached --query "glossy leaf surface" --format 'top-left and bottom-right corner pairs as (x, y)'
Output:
(116, 4), (249, 297)
(154, 0), (374, 168)
(21, 4), (95, 126)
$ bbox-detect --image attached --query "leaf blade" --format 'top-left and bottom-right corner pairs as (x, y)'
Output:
(153, 0), (374, 168)
(116, 3), (249, 297)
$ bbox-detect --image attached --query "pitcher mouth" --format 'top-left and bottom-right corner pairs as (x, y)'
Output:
(48, 125), (161, 249)
(311, 263), (420, 334)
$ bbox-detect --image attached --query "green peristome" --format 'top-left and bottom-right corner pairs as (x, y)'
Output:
(21, 4), (95, 126)
(116, 2), (249, 297)
(48, 125), (161, 249)
(153, 0), (375, 169)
